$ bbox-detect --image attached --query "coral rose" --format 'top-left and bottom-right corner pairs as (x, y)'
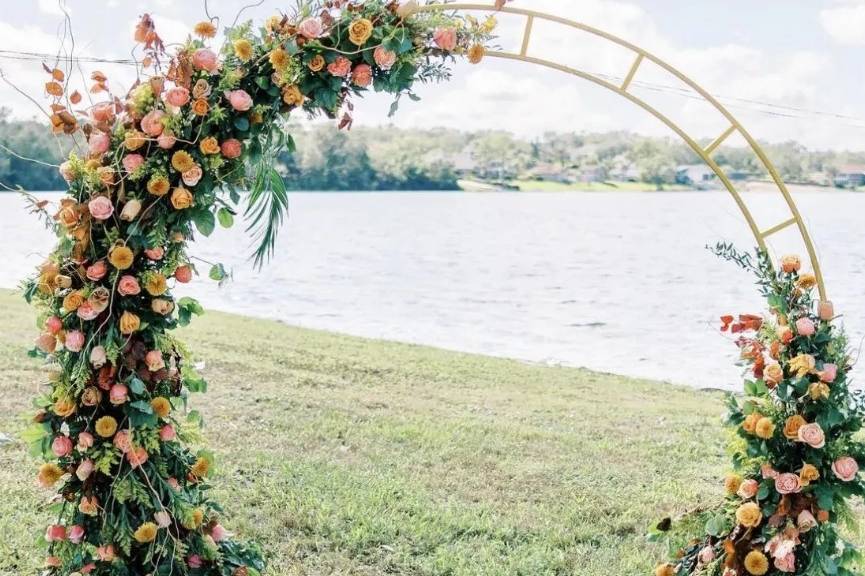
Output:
(88, 132), (110, 155)
(192, 48), (219, 72)
(352, 64), (373, 87)
(122, 153), (145, 173)
(113, 430), (131, 453)
(780, 255), (801, 273)
(145, 350), (165, 371)
(327, 56), (352, 77)
(171, 187), (194, 210)
(735, 502), (762, 527)
(157, 131), (177, 149)
(175, 265), (193, 283)
(88, 196), (114, 220)
(45, 316), (62, 334)
(140, 109), (165, 136)
(737, 478), (758, 499)
(145, 246), (164, 260)
(109, 383), (128, 405)
(832, 456), (858, 481)
(165, 86), (190, 107)
(775, 472), (800, 495)
(65, 330), (85, 352)
(374, 46), (396, 70)
(118, 275), (141, 296)
(795, 317), (815, 337)
(226, 89), (253, 111)
(45, 525), (66, 542)
(79, 495), (99, 516)
(820, 363), (837, 383)
(86, 259), (108, 280)
(434, 27), (457, 51)
(77, 301), (98, 321)
(119, 310), (140, 334)
(52, 435), (72, 457)
(221, 138), (242, 159)
(127, 446), (149, 468)
(797, 422), (825, 449)
(298, 16), (323, 39)
(818, 300), (834, 321)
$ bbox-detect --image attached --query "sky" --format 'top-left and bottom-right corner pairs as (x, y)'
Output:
(1, 0), (864, 149)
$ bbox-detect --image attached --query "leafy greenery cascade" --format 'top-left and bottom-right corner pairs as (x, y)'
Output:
(21, 2), (496, 574)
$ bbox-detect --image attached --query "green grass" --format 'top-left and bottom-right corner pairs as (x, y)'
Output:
(0, 288), (730, 575)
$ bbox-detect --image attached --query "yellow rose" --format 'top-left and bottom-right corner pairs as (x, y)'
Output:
(467, 44), (485, 64)
(119, 311), (141, 335)
(145, 273), (168, 296)
(724, 473), (742, 495)
(269, 48), (289, 71)
(63, 291), (85, 312)
(735, 502), (762, 528)
(233, 38), (253, 61)
(133, 522), (158, 543)
(789, 353), (816, 378)
(171, 150), (195, 173)
(109, 245), (135, 270)
(53, 397), (77, 418)
(200, 136), (220, 155)
(348, 18), (373, 46)
(151, 397), (171, 418)
(800, 463), (819, 486)
(170, 187), (194, 210)
(783, 415), (807, 440)
(148, 175), (170, 196)
(95, 415), (118, 438)
(742, 412), (762, 435)
(282, 85), (304, 107)
(308, 54), (325, 72)
(809, 381), (830, 400)
(755, 417), (775, 440)
(743, 550), (769, 575)
(192, 98), (209, 116)
(124, 130), (147, 151)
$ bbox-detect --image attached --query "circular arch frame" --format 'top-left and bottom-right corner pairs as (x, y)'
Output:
(418, 3), (827, 300)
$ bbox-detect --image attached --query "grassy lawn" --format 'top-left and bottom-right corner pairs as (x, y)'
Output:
(0, 288), (730, 575)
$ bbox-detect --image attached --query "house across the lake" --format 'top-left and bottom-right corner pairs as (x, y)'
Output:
(833, 164), (865, 188)
(675, 164), (716, 187)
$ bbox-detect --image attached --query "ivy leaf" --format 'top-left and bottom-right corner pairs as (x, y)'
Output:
(209, 263), (228, 283)
(217, 207), (235, 228)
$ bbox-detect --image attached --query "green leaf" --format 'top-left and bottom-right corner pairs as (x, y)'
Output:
(233, 116), (250, 132)
(193, 209), (216, 237)
(128, 376), (145, 395)
(130, 400), (153, 414)
(244, 164), (289, 269)
(217, 207), (235, 228)
(209, 263), (227, 282)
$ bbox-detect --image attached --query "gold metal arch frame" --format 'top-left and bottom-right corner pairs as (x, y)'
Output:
(417, 3), (828, 301)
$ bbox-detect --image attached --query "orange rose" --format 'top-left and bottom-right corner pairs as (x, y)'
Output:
(199, 136), (220, 155)
(783, 415), (807, 440)
(171, 187), (194, 210)
(348, 18), (373, 46)
(282, 85), (304, 107)
(780, 255), (801, 274)
(53, 397), (77, 418)
(308, 54), (325, 72)
(55, 198), (80, 228)
(62, 291), (85, 312)
(119, 311), (140, 335)
(742, 412), (762, 434)
(192, 98), (209, 116)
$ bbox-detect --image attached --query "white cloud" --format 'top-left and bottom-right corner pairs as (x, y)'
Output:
(820, 2), (865, 46)
(37, 0), (69, 16)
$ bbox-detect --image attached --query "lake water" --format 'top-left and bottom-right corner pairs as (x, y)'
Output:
(1, 191), (863, 390)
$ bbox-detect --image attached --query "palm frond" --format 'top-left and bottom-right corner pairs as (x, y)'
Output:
(244, 162), (289, 269)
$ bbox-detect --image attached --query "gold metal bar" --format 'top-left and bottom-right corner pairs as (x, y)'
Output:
(760, 217), (798, 239)
(620, 54), (643, 92)
(520, 15), (534, 56)
(705, 125), (736, 155)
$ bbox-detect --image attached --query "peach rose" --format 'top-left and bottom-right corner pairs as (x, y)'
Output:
(374, 46), (397, 70)
(35, 332), (56, 353)
(140, 109), (165, 136)
(118, 275), (141, 296)
(820, 363), (837, 383)
(797, 510), (817, 532)
(221, 138), (242, 159)
(86, 259), (108, 280)
(77, 432), (94, 451)
(122, 153), (145, 173)
(97, 545), (116, 561)
(200, 135), (219, 154)
(127, 446), (149, 468)
(171, 186), (194, 210)
(778, 325), (793, 344)
(192, 48), (219, 72)
(797, 422), (825, 449)
(737, 478), (758, 499)
(775, 553), (795, 573)
(77, 301), (98, 321)
(352, 64), (373, 87)
(113, 430), (132, 453)
(818, 300), (834, 321)
(832, 456), (858, 481)
(433, 27), (457, 51)
(775, 472), (801, 495)
(764, 362), (783, 386)
(79, 495), (99, 516)
(52, 435), (72, 457)
(226, 88), (253, 111)
(780, 255), (801, 273)
(175, 265), (193, 283)
(165, 86), (190, 107)
(761, 464), (778, 479)
(145, 350), (165, 371)
(89, 132), (110, 155)
(182, 165), (204, 186)
(145, 246), (164, 260)
(109, 383), (128, 405)
(81, 386), (102, 407)
(59, 161), (75, 182)
(65, 330), (85, 352)
(328, 56), (352, 77)
(157, 130), (177, 149)
(783, 415), (806, 440)
(297, 16), (323, 39)
(45, 525), (66, 542)
(795, 317), (815, 337)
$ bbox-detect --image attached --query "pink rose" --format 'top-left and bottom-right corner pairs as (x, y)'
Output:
(297, 17), (323, 39)
(118, 275), (141, 296)
(77, 432), (94, 451)
(127, 446), (149, 468)
(797, 422), (825, 449)
(188, 555), (203, 569)
(797, 510), (817, 532)
(433, 27), (457, 51)
(86, 259), (108, 280)
(226, 89), (253, 111)
(52, 435), (73, 457)
(109, 383), (128, 405)
(327, 56), (352, 77)
(76, 458), (94, 481)
(88, 196), (114, 220)
(221, 138), (242, 159)
(211, 524), (228, 541)
(351, 64), (373, 87)
(145, 246), (165, 260)
(77, 301), (99, 321)
(97, 545), (116, 561)
(68, 525), (85, 544)
(182, 165), (203, 186)
(374, 46), (397, 70)
(698, 546), (715, 564)
(167, 477), (180, 491)
(81, 563), (96, 574)
(35, 332), (56, 353)
(775, 472), (801, 495)
(192, 48), (219, 73)
(165, 86), (190, 107)
(145, 350), (165, 371)
(122, 153), (145, 173)
(160, 424), (176, 442)
(737, 478), (758, 499)
(774, 553), (795, 573)
(795, 317), (815, 337)
(820, 363), (837, 383)
(157, 130), (177, 149)
(45, 525), (66, 542)
(175, 265), (193, 283)
(91, 102), (115, 123)
(65, 330), (85, 352)
(90, 345), (107, 368)
(88, 132), (110, 155)
(832, 456), (858, 481)
(113, 430), (131, 453)
(59, 161), (74, 182)
(140, 109), (165, 137)
(45, 316), (62, 334)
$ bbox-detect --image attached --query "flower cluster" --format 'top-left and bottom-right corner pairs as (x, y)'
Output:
(654, 246), (865, 576)
(22, 2), (497, 574)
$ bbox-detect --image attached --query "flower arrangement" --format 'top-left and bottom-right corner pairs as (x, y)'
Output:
(21, 2), (499, 573)
(653, 244), (865, 576)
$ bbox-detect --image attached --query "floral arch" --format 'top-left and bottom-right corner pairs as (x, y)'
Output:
(22, 2), (862, 576)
